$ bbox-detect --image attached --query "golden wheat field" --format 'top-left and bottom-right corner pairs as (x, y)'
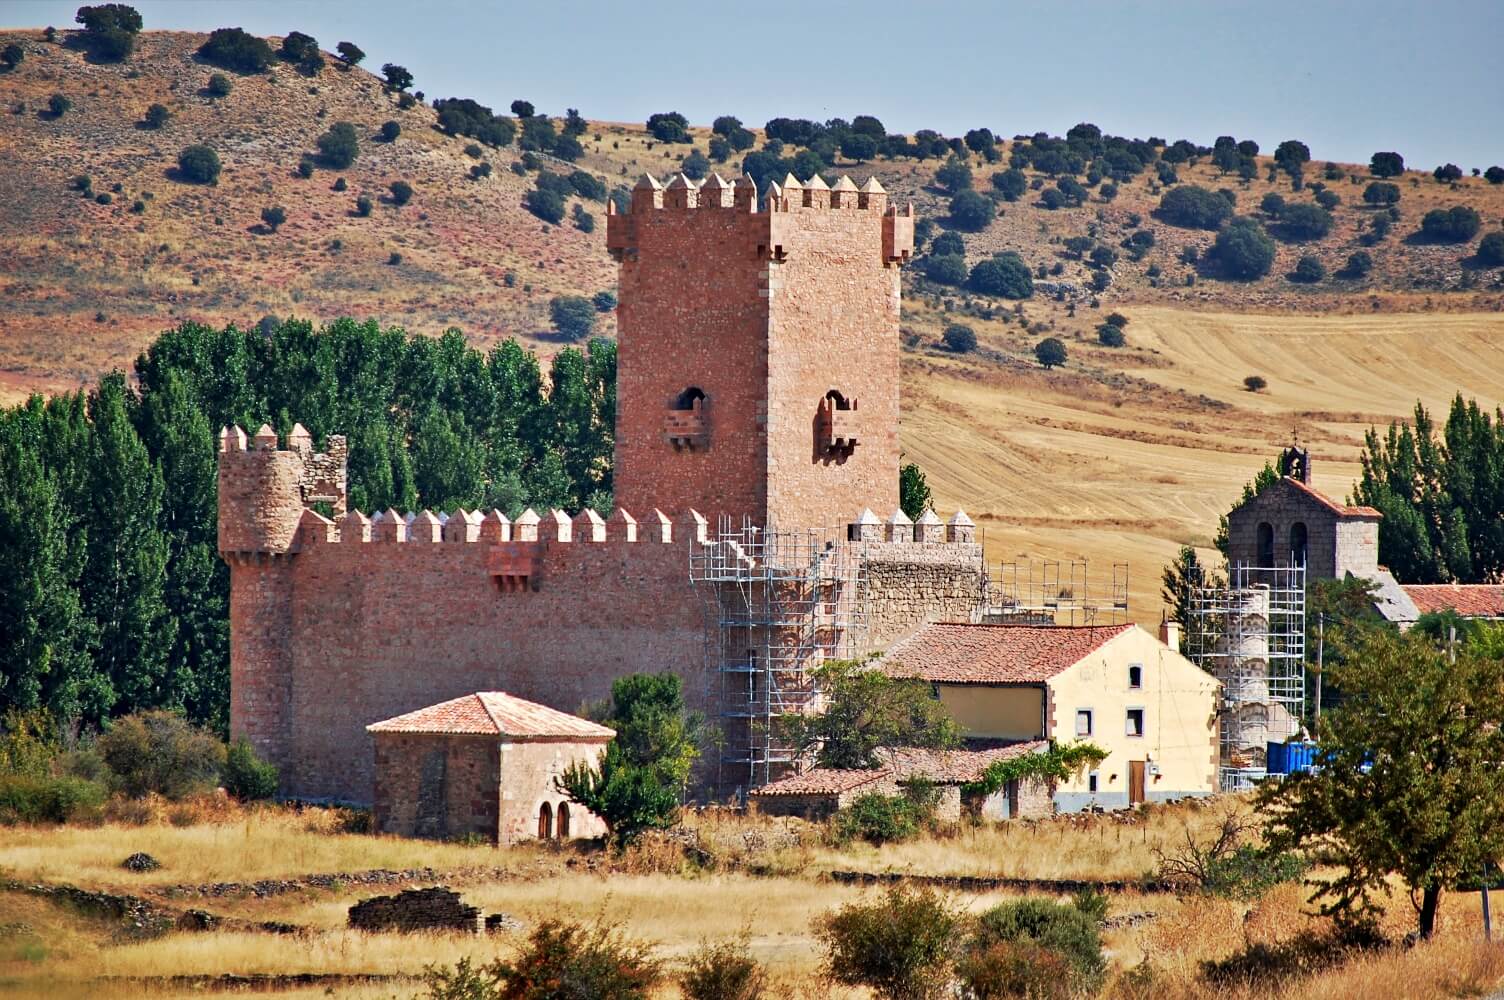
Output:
(901, 307), (1504, 621)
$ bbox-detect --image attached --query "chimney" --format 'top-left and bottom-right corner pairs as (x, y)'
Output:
(1159, 616), (1182, 652)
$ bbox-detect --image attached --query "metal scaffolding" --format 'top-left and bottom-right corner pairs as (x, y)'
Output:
(689, 516), (868, 796)
(1186, 563), (1307, 792)
(982, 560), (1130, 626)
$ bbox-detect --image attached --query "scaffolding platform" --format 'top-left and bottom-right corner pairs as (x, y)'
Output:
(689, 516), (869, 796)
(1186, 563), (1307, 791)
(982, 560), (1129, 627)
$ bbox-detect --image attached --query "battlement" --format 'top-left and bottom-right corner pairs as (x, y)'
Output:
(607, 172), (913, 268)
(218, 423), (348, 556)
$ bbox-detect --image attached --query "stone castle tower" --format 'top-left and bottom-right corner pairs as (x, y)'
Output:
(609, 172), (913, 527)
(217, 172), (985, 804)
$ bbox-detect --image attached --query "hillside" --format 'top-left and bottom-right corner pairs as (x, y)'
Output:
(3, 26), (1504, 620)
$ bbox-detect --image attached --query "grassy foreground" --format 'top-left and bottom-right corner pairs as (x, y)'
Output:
(2, 798), (1502, 999)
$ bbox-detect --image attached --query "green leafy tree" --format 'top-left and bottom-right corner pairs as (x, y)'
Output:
(1419, 205), (1481, 242)
(647, 110), (690, 142)
(947, 190), (994, 231)
(1275, 202), (1332, 242)
(1484, 165), (1504, 185)
(278, 29), (318, 63)
(75, 3), (142, 62)
(260, 205), (286, 232)
(991, 168), (1027, 201)
(942, 323), (976, 353)
(379, 119), (400, 142)
(380, 62), (412, 90)
(968, 253), (1033, 298)
(1477, 231), (1504, 267)
(1369, 151), (1404, 177)
(388, 179), (412, 205)
(1290, 254), (1325, 282)
(206, 73), (231, 97)
(935, 156), (972, 192)
(921, 253), (967, 287)
(48, 93), (72, 117)
(1160, 545), (1214, 643)
(82, 375), (176, 715)
(899, 463), (931, 521)
(1258, 627), (1504, 939)
(781, 658), (961, 770)
(197, 27), (274, 73)
(1, 42), (25, 70)
(556, 673), (703, 845)
(1156, 185), (1232, 229)
(817, 885), (960, 1000)
(1212, 459), (1280, 558)
(1210, 216), (1275, 279)
(549, 295), (596, 341)
(1034, 337), (1067, 369)
(335, 41), (364, 66)
(316, 121), (359, 168)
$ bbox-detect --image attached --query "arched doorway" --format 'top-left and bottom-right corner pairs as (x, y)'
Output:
(537, 802), (553, 840)
(1289, 522), (1308, 566)
(556, 802), (571, 839)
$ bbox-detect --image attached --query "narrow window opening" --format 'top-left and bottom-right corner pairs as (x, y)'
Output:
(1128, 664), (1143, 689)
(537, 801), (553, 840)
(1126, 708), (1145, 738)
(1075, 709), (1093, 737)
(1289, 522), (1308, 567)
(556, 802), (571, 839)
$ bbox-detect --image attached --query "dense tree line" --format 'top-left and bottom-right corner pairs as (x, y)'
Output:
(0, 319), (616, 735)
(1355, 395), (1504, 584)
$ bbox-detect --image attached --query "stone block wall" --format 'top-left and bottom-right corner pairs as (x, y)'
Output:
(497, 739), (610, 846)
(372, 734), (499, 842)
(347, 887), (482, 934)
(861, 541), (986, 648)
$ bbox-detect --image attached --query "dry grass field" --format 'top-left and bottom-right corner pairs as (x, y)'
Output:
(3, 28), (1504, 622)
(2, 799), (1502, 999)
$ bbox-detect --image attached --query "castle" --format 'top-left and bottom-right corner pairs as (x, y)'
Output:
(218, 173), (989, 803)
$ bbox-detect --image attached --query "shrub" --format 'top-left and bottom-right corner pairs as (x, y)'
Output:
(1089, 244), (1117, 268)
(511, 99), (535, 118)
(469, 163), (492, 180)
(1156, 185), (1232, 229)
(991, 168), (1027, 201)
(817, 886), (960, 1000)
(335, 40), (364, 66)
(969, 253), (1033, 299)
(0, 774), (107, 824)
(380, 63), (412, 90)
(1485, 166), (1504, 185)
(550, 295), (596, 340)
(1291, 255), (1325, 283)
(1338, 250), (1373, 278)
(131, 199), (144, 213)
(421, 920), (659, 1000)
(278, 29), (318, 63)
(956, 940), (1075, 1000)
(948, 190), (994, 231)
(206, 72), (231, 97)
(177, 144), (221, 184)
(1244, 375), (1267, 392)
(388, 252), (402, 265)
(942, 323), (977, 353)
(1370, 151), (1404, 177)
(681, 149), (710, 181)
(296, 159), (313, 178)
(1420, 205), (1481, 242)
(97, 711), (226, 800)
(1035, 337), (1067, 368)
(75, 3), (143, 62)
(1063, 236), (1093, 259)
(972, 898), (1105, 994)
(936, 156), (972, 193)
(462, 142), (482, 159)
(260, 205), (286, 232)
(1477, 232), (1504, 267)
(222, 738), (278, 799)
(930, 231), (965, 257)
(1433, 163), (1463, 183)
(355, 194), (372, 216)
(317, 121), (359, 168)
(1, 41), (24, 70)
(142, 102), (170, 128)
(1314, 188), (1340, 210)
(1098, 323), (1125, 347)
(1203, 845), (1308, 900)
(922, 253), (968, 287)
(1211, 217), (1276, 279)
(388, 179), (413, 205)
(681, 938), (766, 1000)
(1038, 187), (1065, 210)
(1362, 181), (1400, 206)
(592, 290), (617, 312)
(48, 93), (72, 117)
(73, 174), (92, 193)
(332, 176), (346, 191)
(525, 187), (563, 224)
(95, 192), (112, 205)
(573, 204), (595, 233)
(198, 27), (274, 73)
(380, 119), (400, 142)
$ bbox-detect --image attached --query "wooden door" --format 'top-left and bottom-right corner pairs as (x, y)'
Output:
(1128, 760), (1146, 806)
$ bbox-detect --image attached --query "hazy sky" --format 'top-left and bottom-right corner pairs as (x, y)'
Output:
(8, 1), (1501, 170)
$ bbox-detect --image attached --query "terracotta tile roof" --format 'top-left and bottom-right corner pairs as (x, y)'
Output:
(748, 768), (890, 797)
(366, 692), (616, 740)
(882, 623), (1135, 684)
(1282, 478), (1382, 518)
(1401, 584), (1504, 618)
(750, 741), (1050, 797)
(884, 742), (1050, 784)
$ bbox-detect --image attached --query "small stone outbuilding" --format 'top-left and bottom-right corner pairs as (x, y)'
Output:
(367, 692), (613, 845)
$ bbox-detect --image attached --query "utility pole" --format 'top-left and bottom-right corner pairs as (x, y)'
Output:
(1314, 615), (1324, 728)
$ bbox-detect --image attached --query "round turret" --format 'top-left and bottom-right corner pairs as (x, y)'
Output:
(218, 424), (306, 555)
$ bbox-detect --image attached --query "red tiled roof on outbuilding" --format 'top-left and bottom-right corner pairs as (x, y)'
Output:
(1401, 584), (1504, 618)
(882, 623), (1134, 684)
(366, 692), (616, 740)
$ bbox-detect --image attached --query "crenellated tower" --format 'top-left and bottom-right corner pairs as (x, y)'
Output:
(607, 171), (913, 529)
(217, 423), (346, 772)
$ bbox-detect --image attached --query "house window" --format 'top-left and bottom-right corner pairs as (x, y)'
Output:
(1075, 709), (1093, 737)
(1128, 664), (1143, 689)
(1126, 708), (1145, 738)
(1088, 771), (1099, 794)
